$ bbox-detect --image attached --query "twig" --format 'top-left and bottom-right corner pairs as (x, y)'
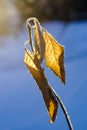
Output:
(53, 91), (74, 130)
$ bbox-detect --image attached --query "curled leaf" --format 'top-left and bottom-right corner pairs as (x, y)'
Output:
(43, 30), (65, 84)
(34, 19), (45, 63)
(24, 49), (58, 122)
(24, 17), (66, 123)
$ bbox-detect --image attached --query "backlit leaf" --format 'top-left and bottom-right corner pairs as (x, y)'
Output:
(49, 99), (58, 123)
(24, 17), (66, 123)
(24, 49), (58, 122)
(34, 19), (45, 63)
(43, 30), (65, 84)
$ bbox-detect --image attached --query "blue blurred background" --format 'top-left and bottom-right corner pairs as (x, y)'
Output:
(0, 0), (87, 129)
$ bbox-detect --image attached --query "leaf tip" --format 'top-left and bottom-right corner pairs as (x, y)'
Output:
(49, 119), (53, 123)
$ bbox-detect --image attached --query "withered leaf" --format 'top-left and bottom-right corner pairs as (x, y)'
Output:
(43, 30), (65, 84)
(24, 49), (58, 122)
(24, 17), (73, 130)
(24, 17), (66, 123)
(34, 19), (45, 63)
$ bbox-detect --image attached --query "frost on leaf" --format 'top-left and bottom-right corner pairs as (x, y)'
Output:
(24, 17), (66, 123)
(43, 30), (65, 84)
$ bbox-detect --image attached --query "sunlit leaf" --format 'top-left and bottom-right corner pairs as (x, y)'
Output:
(24, 17), (66, 123)
(24, 49), (58, 122)
(24, 50), (42, 79)
(43, 30), (65, 84)
(49, 99), (58, 123)
(34, 19), (45, 63)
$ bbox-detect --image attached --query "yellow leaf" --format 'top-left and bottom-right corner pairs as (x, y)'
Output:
(24, 17), (66, 123)
(24, 49), (58, 122)
(49, 99), (58, 123)
(24, 50), (42, 79)
(43, 30), (65, 84)
(34, 19), (45, 63)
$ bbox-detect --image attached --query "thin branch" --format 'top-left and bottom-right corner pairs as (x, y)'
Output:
(53, 91), (74, 130)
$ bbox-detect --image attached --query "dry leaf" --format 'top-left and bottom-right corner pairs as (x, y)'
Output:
(34, 19), (45, 63)
(24, 49), (58, 122)
(43, 30), (65, 84)
(24, 18), (73, 130)
(24, 17), (66, 123)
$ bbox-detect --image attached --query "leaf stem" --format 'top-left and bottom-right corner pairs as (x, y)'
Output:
(53, 91), (74, 130)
